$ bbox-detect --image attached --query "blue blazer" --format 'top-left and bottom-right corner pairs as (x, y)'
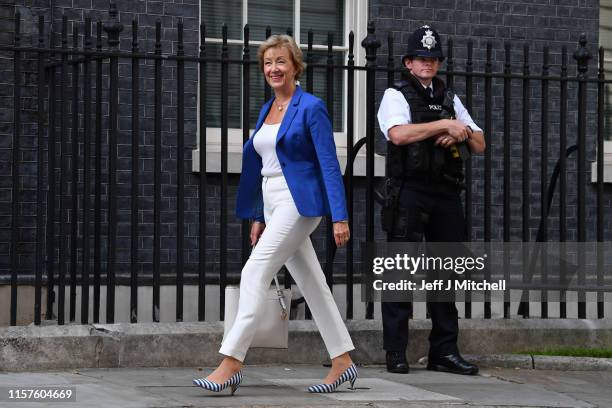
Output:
(236, 86), (348, 223)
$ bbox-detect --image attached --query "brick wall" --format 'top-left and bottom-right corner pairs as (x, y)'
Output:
(0, 1), (14, 278)
(1, 0), (611, 294)
(370, 0), (612, 243)
(0, 1), (376, 288)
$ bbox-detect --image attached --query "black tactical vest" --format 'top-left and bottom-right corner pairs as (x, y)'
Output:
(386, 73), (466, 189)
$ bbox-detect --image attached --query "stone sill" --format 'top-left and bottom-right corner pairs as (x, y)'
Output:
(191, 144), (386, 177)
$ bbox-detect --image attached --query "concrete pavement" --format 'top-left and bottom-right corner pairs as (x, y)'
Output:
(0, 363), (611, 408)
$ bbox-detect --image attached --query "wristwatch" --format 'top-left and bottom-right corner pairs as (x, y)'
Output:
(466, 125), (473, 139)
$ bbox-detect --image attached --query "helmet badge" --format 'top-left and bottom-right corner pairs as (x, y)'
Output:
(421, 29), (437, 50)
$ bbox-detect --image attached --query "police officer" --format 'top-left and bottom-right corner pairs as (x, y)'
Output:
(377, 25), (485, 375)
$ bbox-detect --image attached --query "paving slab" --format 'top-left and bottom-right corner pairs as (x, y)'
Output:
(484, 369), (612, 408)
(419, 383), (593, 407)
(0, 365), (608, 408)
(266, 377), (460, 402)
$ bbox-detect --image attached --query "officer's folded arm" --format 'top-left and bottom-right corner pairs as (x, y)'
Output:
(388, 120), (486, 155)
(465, 127), (486, 155)
(388, 118), (459, 146)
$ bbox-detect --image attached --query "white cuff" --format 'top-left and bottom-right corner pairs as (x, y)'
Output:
(382, 117), (410, 140)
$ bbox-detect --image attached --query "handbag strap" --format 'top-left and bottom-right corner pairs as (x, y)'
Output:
(273, 275), (288, 320)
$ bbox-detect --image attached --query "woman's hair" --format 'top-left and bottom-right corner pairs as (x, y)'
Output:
(258, 34), (305, 80)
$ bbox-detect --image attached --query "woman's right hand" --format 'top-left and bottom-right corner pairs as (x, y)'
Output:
(250, 221), (266, 246)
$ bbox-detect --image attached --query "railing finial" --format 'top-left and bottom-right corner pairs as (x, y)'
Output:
(573, 33), (592, 77)
(361, 21), (381, 62)
(103, 1), (124, 48)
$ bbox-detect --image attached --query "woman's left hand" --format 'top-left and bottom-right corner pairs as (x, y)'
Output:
(333, 222), (350, 247)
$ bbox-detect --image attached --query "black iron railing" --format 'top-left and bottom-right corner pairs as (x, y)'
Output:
(2, 7), (612, 326)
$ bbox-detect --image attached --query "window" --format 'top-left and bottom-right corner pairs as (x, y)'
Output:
(194, 0), (372, 174)
(600, 0), (612, 141)
(591, 1), (612, 183)
(201, 0), (346, 132)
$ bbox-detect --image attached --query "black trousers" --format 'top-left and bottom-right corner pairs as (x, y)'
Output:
(382, 182), (466, 357)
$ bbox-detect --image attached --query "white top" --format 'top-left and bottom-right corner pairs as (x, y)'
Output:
(253, 123), (283, 176)
(377, 87), (482, 140)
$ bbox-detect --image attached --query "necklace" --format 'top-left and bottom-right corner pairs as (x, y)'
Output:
(274, 97), (291, 111)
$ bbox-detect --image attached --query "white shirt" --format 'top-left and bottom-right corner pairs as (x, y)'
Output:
(253, 123), (283, 176)
(377, 87), (482, 140)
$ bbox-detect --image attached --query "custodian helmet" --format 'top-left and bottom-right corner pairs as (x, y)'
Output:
(401, 25), (445, 65)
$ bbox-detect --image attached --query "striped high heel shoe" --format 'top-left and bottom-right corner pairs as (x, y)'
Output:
(193, 371), (243, 395)
(307, 363), (358, 393)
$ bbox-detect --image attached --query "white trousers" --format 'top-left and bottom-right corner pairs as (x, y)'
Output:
(219, 174), (355, 362)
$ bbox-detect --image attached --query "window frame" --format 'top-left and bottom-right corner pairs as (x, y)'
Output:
(591, 0), (612, 182)
(192, 0), (379, 175)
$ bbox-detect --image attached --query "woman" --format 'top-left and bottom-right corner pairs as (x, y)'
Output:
(192, 35), (357, 395)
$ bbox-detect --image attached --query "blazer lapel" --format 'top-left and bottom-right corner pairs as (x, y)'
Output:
(254, 98), (274, 135)
(276, 86), (304, 144)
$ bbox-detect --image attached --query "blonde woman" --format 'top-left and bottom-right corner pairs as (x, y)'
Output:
(192, 35), (357, 395)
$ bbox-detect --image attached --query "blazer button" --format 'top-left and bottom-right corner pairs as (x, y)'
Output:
(281, 162), (286, 167)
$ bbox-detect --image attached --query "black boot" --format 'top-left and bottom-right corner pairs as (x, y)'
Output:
(385, 351), (409, 374)
(427, 353), (478, 375)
